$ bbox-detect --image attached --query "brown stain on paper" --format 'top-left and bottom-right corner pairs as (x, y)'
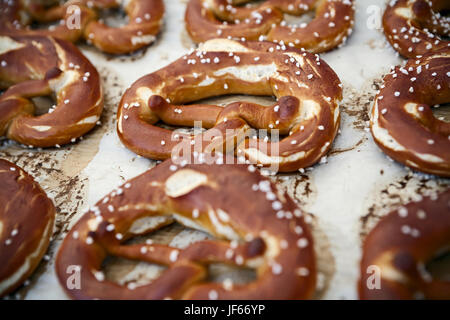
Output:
(0, 66), (126, 299)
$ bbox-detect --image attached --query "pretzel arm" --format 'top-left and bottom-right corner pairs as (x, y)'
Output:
(423, 280), (450, 299)
(217, 96), (301, 135)
(149, 95), (222, 128)
(1, 79), (52, 99)
(179, 238), (266, 265)
(107, 243), (180, 266)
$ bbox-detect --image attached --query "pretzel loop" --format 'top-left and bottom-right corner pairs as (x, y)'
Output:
(55, 157), (316, 299)
(0, 35), (103, 147)
(359, 189), (450, 299)
(370, 49), (450, 176)
(383, 0), (450, 58)
(117, 39), (342, 172)
(185, 0), (355, 53)
(0, 0), (165, 54)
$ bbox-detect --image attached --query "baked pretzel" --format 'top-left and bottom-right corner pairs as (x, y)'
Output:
(185, 0), (355, 53)
(117, 39), (342, 172)
(0, 0), (164, 54)
(0, 0), (96, 42)
(370, 48), (450, 177)
(383, 0), (450, 58)
(55, 156), (316, 299)
(0, 35), (103, 148)
(0, 159), (56, 297)
(359, 189), (450, 299)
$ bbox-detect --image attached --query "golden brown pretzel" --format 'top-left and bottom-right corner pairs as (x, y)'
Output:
(359, 189), (450, 299)
(185, 0), (355, 53)
(83, 0), (164, 54)
(0, 0), (96, 43)
(0, 35), (103, 148)
(55, 156), (316, 300)
(0, 0), (165, 54)
(370, 48), (450, 177)
(383, 0), (450, 58)
(117, 39), (342, 172)
(0, 159), (56, 297)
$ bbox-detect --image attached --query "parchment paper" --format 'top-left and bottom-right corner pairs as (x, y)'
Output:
(1, 0), (448, 300)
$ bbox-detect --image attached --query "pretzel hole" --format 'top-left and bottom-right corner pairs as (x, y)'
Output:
(207, 263), (257, 285)
(102, 255), (166, 288)
(101, 222), (184, 288)
(432, 103), (450, 123)
(31, 95), (57, 116)
(425, 250), (450, 281)
(98, 7), (129, 28)
(28, 16), (65, 32)
(282, 11), (315, 27)
(101, 221), (257, 289)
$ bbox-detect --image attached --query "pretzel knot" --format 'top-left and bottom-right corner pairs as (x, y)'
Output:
(383, 0), (450, 58)
(0, 0), (165, 54)
(117, 39), (342, 172)
(55, 157), (316, 299)
(0, 35), (103, 148)
(359, 189), (450, 299)
(370, 48), (450, 177)
(0, 159), (56, 297)
(185, 0), (355, 53)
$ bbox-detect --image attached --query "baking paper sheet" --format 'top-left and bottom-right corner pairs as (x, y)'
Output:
(1, 0), (449, 300)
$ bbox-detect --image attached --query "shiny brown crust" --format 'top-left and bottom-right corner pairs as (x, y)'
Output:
(55, 157), (316, 300)
(0, 35), (103, 148)
(359, 189), (450, 299)
(370, 48), (450, 177)
(0, 159), (56, 297)
(0, 0), (164, 54)
(117, 39), (342, 172)
(185, 0), (355, 53)
(383, 0), (450, 58)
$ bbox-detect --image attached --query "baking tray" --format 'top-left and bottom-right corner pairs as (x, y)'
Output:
(1, 0), (449, 300)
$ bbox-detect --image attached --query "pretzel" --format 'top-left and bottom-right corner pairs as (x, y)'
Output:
(55, 156), (316, 299)
(0, 0), (165, 54)
(359, 189), (450, 299)
(117, 39), (342, 172)
(0, 159), (56, 297)
(0, 35), (103, 148)
(383, 0), (450, 58)
(185, 0), (355, 53)
(370, 48), (450, 177)
(0, 0), (96, 43)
